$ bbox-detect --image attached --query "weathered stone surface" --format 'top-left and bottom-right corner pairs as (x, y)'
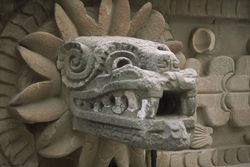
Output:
(157, 145), (250, 167)
(185, 152), (200, 167)
(18, 46), (60, 82)
(1, 22), (28, 40)
(16, 46), (61, 100)
(0, 0), (53, 166)
(187, 56), (234, 127)
(2, 0), (180, 166)
(58, 0), (99, 36)
(37, 111), (83, 158)
(224, 148), (240, 164)
(191, 124), (213, 149)
(2, 0), (250, 166)
(19, 32), (63, 62)
(129, 148), (147, 167)
(148, 0), (250, 19)
(192, 28), (215, 53)
(238, 147), (250, 163)
(0, 114), (38, 167)
(55, 3), (79, 41)
(175, 52), (186, 69)
(10, 81), (56, 105)
(128, 2), (152, 36)
(74, 116), (191, 150)
(107, 0), (131, 36)
(187, 55), (250, 128)
(56, 36), (197, 150)
(10, 98), (66, 123)
(170, 154), (184, 166)
(98, 0), (113, 35)
(90, 138), (129, 167)
(135, 10), (165, 41)
(166, 40), (183, 54)
(244, 132), (250, 144)
(198, 150), (214, 167)
(226, 56), (250, 127)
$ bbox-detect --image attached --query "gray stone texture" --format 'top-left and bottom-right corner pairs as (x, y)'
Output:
(57, 37), (197, 150)
(1, 0), (250, 166)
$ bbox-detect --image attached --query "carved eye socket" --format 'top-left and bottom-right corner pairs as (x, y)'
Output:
(105, 50), (137, 73)
(113, 57), (132, 69)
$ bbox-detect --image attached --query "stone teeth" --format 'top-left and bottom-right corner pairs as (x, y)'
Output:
(124, 91), (139, 112)
(93, 103), (99, 112)
(102, 96), (112, 107)
(82, 101), (90, 109)
(75, 98), (83, 107)
(137, 98), (159, 119)
(93, 102), (104, 112)
(75, 91), (141, 114)
(111, 95), (128, 114)
(110, 93), (128, 114)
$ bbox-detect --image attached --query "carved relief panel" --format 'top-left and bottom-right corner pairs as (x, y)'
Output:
(0, 0), (249, 167)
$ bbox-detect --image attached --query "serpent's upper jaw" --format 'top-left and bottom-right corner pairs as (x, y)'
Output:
(57, 36), (197, 150)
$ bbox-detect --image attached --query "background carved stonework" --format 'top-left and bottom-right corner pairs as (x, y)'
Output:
(0, 0), (250, 167)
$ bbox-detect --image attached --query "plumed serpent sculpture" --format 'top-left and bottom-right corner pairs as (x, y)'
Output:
(2, 0), (197, 166)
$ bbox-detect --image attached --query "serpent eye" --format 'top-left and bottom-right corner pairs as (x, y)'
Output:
(112, 57), (132, 69)
(105, 50), (137, 73)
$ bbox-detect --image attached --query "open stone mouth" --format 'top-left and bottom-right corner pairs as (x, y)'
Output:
(58, 36), (197, 150)
(157, 91), (182, 116)
(71, 89), (195, 150)
(72, 90), (193, 119)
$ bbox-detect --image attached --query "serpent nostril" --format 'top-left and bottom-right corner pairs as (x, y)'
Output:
(157, 45), (169, 51)
(158, 46), (166, 51)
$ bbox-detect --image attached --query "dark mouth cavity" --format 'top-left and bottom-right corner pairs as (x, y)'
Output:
(156, 91), (181, 116)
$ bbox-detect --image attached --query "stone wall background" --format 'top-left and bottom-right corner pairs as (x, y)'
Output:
(0, 0), (27, 30)
(0, 0), (250, 167)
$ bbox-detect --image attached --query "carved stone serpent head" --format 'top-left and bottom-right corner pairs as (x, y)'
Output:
(57, 36), (197, 150)
(6, 0), (198, 165)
